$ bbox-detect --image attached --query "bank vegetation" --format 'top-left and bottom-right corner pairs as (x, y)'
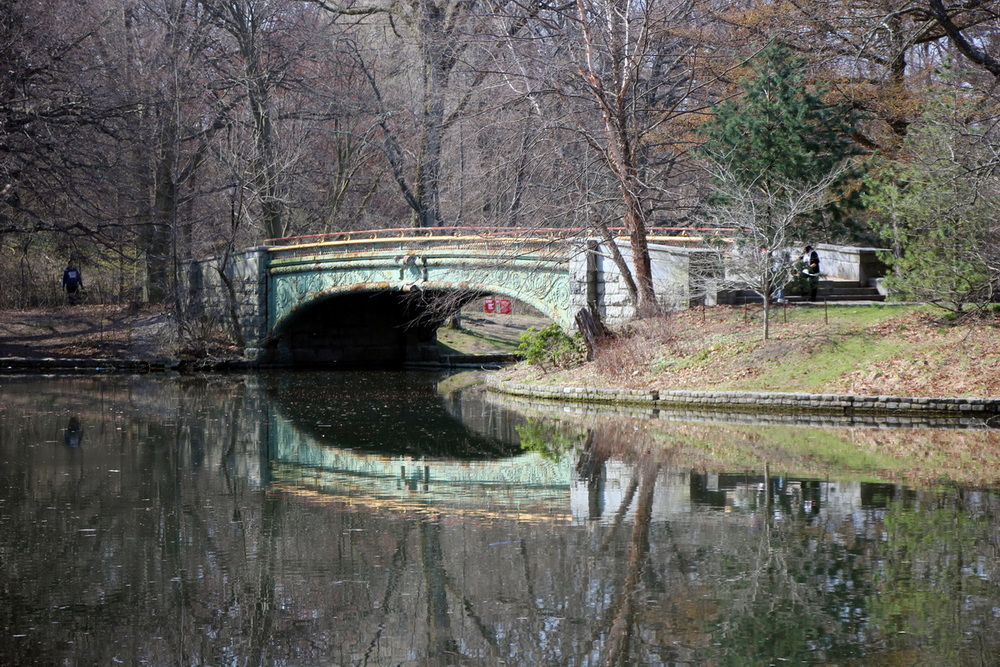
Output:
(501, 304), (1000, 399)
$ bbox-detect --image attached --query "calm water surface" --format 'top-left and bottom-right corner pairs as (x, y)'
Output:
(1, 371), (998, 666)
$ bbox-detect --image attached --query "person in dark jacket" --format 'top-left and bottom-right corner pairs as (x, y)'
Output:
(61, 260), (84, 305)
(801, 245), (820, 301)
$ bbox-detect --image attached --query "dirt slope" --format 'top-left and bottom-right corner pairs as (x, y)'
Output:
(0, 305), (174, 360)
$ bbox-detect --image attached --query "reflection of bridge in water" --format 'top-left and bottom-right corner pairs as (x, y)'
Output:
(268, 415), (573, 523)
(270, 422), (888, 526)
(264, 371), (574, 522)
(575, 463), (885, 525)
(262, 372), (895, 525)
(269, 452), (573, 523)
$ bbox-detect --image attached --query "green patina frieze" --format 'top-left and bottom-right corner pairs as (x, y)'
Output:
(266, 246), (572, 335)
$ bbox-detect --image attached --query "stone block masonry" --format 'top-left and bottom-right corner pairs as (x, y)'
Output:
(569, 239), (723, 324)
(178, 247), (269, 360)
(816, 244), (888, 286)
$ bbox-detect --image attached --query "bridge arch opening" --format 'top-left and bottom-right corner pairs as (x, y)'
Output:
(267, 289), (487, 367)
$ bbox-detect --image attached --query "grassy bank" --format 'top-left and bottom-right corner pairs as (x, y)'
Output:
(435, 312), (547, 356)
(499, 304), (1000, 398)
(4, 303), (997, 401)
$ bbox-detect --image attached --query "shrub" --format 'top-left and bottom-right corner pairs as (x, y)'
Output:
(517, 419), (586, 461)
(517, 324), (583, 372)
(593, 315), (677, 382)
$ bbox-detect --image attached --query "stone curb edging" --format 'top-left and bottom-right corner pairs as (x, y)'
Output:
(0, 357), (257, 373)
(485, 376), (1000, 416)
(0, 357), (179, 372)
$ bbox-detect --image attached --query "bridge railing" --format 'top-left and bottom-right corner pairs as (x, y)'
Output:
(265, 226), (737, 248)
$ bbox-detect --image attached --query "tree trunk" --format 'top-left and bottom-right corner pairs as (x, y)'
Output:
(622, 192), (658, 317)
(412, 0), (449, 228)
(245, 43), (284, 240)
(575, 302), (614, 361)
(147, 132), (177, 304)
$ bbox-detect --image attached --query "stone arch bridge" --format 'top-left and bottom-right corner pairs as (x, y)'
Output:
(183, 227), (721, 365)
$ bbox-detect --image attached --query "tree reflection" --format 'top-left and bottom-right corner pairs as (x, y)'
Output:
(869, 490), (1000, 663)
(2, 375), (1000, 664)
(565, 420), (1000, 664)
(419, 517), (463, 661)
(602, 461), (658, 666)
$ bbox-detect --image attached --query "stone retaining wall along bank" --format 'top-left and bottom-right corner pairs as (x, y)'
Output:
(569, 240), (723, 325)
(486, 377), (1000, 419)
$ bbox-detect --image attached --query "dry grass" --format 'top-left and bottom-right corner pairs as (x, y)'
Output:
(592, 316), (681, 383)
(0, 304), (237, 360)
(501, 304), (1000, 398)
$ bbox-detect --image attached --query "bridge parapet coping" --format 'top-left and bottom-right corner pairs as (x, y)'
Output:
(264, 225), (732, 247)
(265, 242), (570, 267)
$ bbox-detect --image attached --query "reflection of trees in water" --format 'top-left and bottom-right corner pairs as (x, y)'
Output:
(705, 469), (868, 662)
(869, 491), (1000, 662)
(565, 425), (1000, 664)
(602, 461), (658, 666)
(3, 376), (1000, 664)
(421, 519), (460, 658)
(0, 375), (278, 665)
(247, 472), (280, 666)
(571, 425), (679, 665)
(703, 477), (1000, 663)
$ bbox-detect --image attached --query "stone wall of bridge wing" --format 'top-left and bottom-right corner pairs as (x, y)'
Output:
(178, 247), (270, 360)
(569, 239), (724, 323)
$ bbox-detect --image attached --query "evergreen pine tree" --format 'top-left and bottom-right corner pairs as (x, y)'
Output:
(699, 44), (865, 239)
(864, 88), (1000, 313)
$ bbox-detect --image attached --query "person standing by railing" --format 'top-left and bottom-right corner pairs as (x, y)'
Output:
(801, 245), (820, 301)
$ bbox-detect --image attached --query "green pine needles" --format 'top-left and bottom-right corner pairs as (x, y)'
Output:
(698, 43), (866, 238)
(864, 86), (1000, 313)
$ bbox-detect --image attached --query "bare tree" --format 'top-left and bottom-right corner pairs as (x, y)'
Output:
(310, 0), (550, 228)
(924, 0), (1000, 79)
(0, 1), (138, 240)
(699, 161), (851, 339)
(0, 0), (194, 304)
(536, 0), (715, 317)
(112, 0), (245, 303)
(200, 0), (308, 241)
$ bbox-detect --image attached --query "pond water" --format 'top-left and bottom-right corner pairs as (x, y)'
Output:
(1, 371), (998, 665)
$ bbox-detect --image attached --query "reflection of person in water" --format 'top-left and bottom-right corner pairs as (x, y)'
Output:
(63, 417), (83, 448)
